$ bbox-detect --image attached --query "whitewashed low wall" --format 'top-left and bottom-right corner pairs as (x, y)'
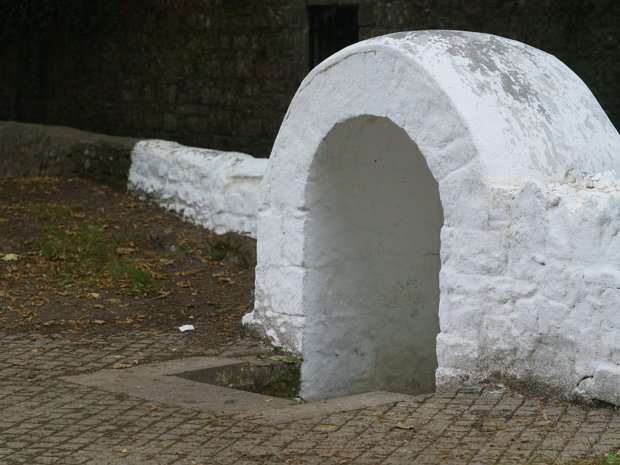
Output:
(439, 171), (620, 406)
(128, 140), (266, 237)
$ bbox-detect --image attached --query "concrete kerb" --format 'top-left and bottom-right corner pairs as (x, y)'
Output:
(64, 355), (416, 424)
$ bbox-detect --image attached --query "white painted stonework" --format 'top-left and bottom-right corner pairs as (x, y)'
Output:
(243, 31), (620, 404)
(128, 140), (266, 236)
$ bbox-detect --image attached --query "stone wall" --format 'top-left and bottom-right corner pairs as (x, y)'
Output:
(0, 121), (265, 237)
(0, 0), (307, 157)
(436, 172), (620, 407)
(468, 176), (620, 406)
(0, 0), (617, 158)
(129, 140), (266, 236)
(0, 121), (136, 185)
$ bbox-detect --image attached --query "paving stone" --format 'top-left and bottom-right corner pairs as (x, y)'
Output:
(1, 331), (619, 464)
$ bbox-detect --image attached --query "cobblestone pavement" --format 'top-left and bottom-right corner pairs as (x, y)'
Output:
(1, 331), (618, 465)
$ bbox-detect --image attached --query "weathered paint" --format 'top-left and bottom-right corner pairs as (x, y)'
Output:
(128, 140), (266, 236)
(243, 31), (620, 404)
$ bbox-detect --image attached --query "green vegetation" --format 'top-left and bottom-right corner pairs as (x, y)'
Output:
(37, 206), (154, 293)
(117, 261), (153, 293)
(543, 450), (619, 465)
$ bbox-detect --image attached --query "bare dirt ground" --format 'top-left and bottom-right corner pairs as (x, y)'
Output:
(0, 176), (256, 348)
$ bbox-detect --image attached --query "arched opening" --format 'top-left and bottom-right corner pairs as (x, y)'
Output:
(301, 115), (443, 400)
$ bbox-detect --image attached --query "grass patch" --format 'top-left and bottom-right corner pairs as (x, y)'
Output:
(542, 450), (619, 465)
(571, 451), (618, 465)
(111, 260), (153, 292)
(40, 223), (154, 292)
(21, 202), (73, 223)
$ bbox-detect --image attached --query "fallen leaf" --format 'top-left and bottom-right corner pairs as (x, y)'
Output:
(111, 362), (134, 369)
(147, 405), (158, 412)
(113, 355), (126, 359)
(317, 424), (339, 432)
(156, 290), (171, 299)
(490, 421), (506, 430)
(92, 319), (106, 325)
(395, 421), (415, 430)
(179, 269), (200, 276)
(115, 247), (135, 256)
(542, 411), (549, 421)
(88, 292), (101, 299)
(214, 272), (234, 284)
(158, 258), (174, 265)
(2, 253), (18, 261)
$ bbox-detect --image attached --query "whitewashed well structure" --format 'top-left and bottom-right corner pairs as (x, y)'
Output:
(243, 31), (620, 405)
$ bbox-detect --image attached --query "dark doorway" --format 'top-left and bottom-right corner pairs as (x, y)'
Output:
(308, 5), (359, 70)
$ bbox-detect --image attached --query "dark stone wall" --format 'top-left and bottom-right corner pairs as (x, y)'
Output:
(0, 0), (308, 157)
(0, 0), (617, 158)
(0, 122), (136, 185)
